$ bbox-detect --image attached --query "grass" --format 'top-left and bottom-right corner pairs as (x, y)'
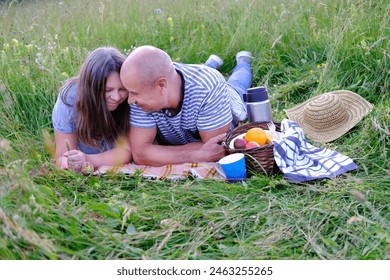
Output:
(0, 0), (389, 260)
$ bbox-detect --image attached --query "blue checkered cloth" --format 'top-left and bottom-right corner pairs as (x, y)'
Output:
(273, 119), (358, 182)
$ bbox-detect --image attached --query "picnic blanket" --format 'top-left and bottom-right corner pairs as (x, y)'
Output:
(96, 162), (224, 180)
(95, 119), (358, 182)
(273, 119), (359, 182)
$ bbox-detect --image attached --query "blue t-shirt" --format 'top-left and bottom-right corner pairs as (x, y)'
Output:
(130, 63), (234, 145)
(52, 85), (113, 154)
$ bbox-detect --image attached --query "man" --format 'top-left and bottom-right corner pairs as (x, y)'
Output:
(120, 45), (252, 166)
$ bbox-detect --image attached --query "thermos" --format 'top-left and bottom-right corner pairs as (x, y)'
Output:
(244, 86), (273, 123)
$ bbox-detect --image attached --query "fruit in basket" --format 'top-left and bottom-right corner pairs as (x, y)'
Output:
(245, 141), (260, 149)
(244, 127), (267, 146)
(233, 138), (247, 149)
(265, 130), (275, 144)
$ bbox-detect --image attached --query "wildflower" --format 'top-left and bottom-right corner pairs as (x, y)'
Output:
(3, 43), (10, 51)
(316, 64), (321, 69)
(42, 129), (55, 159)
(155, 8), (162, 14)
(347, 216), (362, 224)
(167, 17), (173, 28)
(0, 139), (11, 151)
(29, 194), (36, 205)
(0, 82), (6, 92)
(309, 16), (316, 30)
(141, 192), (149, 199)
(98, 2), (105, 15)
(11, 39), (19, 46)
(322, 63), (326, 67)
(309, 69), (314, 75)
(350, 189), (367, 202)
(26, 44), (34, 51)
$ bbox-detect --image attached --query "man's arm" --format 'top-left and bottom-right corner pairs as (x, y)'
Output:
(130, 125), (228, 166)
(198, 123), (230, 142)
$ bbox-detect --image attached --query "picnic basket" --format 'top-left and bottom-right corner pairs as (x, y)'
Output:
(223, 122), (281, 176)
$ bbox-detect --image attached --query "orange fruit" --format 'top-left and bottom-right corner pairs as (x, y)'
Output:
(244, 127), (267, 146)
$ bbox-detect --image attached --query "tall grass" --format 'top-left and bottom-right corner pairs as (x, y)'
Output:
(0, 0), (389, 259)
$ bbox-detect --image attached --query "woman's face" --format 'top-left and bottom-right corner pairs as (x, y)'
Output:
(105, 71), (129, 111)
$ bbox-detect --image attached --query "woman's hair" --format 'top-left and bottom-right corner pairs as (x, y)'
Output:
(60, 47), (129, 149)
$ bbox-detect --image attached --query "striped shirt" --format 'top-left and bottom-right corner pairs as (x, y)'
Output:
(130, 63), (236, 145)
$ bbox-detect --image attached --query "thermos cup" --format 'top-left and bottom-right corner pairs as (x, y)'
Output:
(243, 86), (273, 123)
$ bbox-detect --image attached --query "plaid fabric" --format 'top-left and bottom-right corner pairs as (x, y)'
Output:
(96, 162), (223, 180)
(273, 119), (359, 182)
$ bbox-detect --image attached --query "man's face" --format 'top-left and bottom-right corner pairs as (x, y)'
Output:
(121, 73), (164, 113)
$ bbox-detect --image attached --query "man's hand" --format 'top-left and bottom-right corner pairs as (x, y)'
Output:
(198, 133), (227, 162)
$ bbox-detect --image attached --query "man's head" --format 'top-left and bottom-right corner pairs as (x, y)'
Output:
(120, 45), (176, 112)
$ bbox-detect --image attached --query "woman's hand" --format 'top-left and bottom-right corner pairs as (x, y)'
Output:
(64, 149), (87, 172)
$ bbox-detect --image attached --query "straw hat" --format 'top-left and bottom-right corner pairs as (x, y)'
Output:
(285, 90), (373, 143)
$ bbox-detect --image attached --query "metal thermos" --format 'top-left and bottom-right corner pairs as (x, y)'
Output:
(244, 86), (273, 123)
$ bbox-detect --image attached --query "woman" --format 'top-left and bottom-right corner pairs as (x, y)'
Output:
(52, 47), (131, 172)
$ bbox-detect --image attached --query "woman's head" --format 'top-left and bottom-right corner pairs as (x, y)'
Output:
(62, 47), (130, 148)
(77, 47), (128, 112)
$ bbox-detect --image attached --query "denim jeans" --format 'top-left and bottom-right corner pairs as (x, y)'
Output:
(204, 61), (252, 100)
(204, 59), (251, 126)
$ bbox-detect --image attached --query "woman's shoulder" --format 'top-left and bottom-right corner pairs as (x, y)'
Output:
(59, 81), (78, 106)
(53, 81), (78, 132)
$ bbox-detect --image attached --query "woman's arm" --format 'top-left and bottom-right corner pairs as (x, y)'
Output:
(84, 133), (132, 169)
(54, 129), (78, 169)
(54, 128), (132, 171)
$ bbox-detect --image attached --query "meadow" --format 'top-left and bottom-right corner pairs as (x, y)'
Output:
(0, 0), (389, 260)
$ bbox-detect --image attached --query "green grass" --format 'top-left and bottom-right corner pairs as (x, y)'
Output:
(0, 0), (389, 260)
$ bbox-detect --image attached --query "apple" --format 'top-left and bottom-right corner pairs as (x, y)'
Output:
(233, 138), (247, 149)
(245, 141), (260, 149)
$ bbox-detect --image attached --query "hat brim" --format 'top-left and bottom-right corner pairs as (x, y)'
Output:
(285, 90), (373, 143)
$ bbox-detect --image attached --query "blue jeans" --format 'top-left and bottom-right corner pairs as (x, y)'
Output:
(204, 61), (252, 100)
(205, 60), (251, 126)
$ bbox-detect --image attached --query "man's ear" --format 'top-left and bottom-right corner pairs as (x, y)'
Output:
(154, 78), (168, 92)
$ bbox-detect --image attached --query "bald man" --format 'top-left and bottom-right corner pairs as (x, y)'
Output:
(120, 45), (252, 166)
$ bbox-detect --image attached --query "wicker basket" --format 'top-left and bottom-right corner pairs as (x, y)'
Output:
(223, 122), (281, 176)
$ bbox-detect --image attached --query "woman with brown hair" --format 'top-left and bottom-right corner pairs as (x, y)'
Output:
(52, 47), (132, 172)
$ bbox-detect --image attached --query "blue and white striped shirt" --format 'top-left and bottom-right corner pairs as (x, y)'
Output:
(130, 63), (234, 145)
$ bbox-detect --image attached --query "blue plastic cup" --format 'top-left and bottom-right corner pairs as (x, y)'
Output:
(214, 153), (247, 183)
